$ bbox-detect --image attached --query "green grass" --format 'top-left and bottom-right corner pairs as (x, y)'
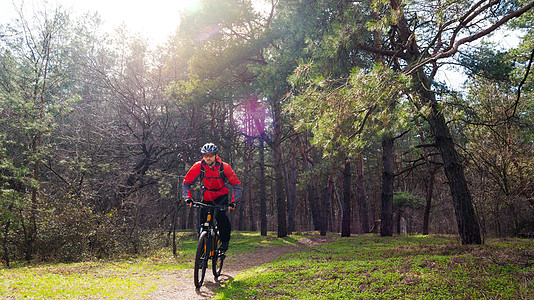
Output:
(1, 233), (532, 299)
(216, 235), (534, 300)
(0, 248), (188, 299)
(0, 231), (300, 299)
(230, 231), (301, 252)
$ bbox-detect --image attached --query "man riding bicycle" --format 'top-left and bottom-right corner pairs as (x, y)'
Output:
(183, 143), (241, 252)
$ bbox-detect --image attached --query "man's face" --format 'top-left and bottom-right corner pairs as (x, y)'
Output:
(203, 153), (217, 166)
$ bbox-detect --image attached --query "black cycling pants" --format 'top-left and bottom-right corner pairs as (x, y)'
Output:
(199, 194), (231, 244)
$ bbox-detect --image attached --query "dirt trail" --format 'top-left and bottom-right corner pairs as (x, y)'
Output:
(149, 236), (334, 300)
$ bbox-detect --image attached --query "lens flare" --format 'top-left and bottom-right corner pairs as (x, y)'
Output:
(195, 24), (221, 42)
(235, 97), (271, 138)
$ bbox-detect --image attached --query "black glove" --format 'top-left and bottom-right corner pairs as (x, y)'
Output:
(229, 202), (236, 209)
(185, 198), (193, 205)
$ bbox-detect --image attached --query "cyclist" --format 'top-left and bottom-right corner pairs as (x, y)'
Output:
(183, 143), (241, 252)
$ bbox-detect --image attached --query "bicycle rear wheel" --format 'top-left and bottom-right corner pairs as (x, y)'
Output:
(212, 233), (224, 277)
(194, 231), (209, 288)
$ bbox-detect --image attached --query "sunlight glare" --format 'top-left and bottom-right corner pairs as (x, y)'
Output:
(3, 0), (205, 46)
(183, 0), (201, 13)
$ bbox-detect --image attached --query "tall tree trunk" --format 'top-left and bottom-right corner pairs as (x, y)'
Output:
(332, 177), (342, 232)
(248, 182), (256, 231)
(380, 136), (395, 237)
(417, 71), (482, 244)
(416, 119), (436, 235)
(246, 144), (256, 231)
(285, 141), (297, 234)
(355, 153), (369, 233)
(259, 136), (267, 236)
(172, 203), (178, 256)
(272, 97), (287, 238)
(429, 110), (482, 244)
(296, 132), (321, 232)
(387, 0), (482, 244)
(320, 186), (327, 236)
(422, 170), (435, 235)
(301, 153), (321, 231)
(26, 36), (52, 261)
(27, 148), (39, 261)
(341, 159), (352, 237)
(327, 180), (335, 232)
(2, 218), (11, 267)
(307, 185), (320, 231)
(273, 140), (287, 238)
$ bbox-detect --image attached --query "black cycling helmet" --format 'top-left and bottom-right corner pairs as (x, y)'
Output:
(201, 143), (218, 154)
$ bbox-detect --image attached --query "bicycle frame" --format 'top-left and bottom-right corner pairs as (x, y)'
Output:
(192, 201), (228, 288)
(194, 201), (228, 233)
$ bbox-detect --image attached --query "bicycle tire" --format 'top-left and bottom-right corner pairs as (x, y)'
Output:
(194, 231), (209, 288)
(212, 233), (224, 277)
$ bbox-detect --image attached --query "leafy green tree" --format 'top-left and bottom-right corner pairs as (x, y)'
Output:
(289, 62), (412, 236)
(266, 0), (368, 235)
(287, 0), (534, 244)
(0, 142), (33, 266)
(0, 3), (77, 260)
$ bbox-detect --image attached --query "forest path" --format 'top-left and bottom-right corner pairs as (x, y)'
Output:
(149, 236), (335, 299)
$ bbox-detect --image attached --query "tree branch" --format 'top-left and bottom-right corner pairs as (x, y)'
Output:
(511, 46), (534, 117)
(407, 0), (534, 74)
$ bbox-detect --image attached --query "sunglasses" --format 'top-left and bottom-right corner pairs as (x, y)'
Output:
(203, 153), (216, 158)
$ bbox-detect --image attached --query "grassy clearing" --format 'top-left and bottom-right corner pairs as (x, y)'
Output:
(1, 232), (532, 299)
(0, 231), (198, 299)
(0, 248), (188, 299)
(0, 231), (299, 299)
(216, 234), (534, 300)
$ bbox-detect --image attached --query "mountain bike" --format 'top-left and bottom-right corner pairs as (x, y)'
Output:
(192, 201), (228, 289)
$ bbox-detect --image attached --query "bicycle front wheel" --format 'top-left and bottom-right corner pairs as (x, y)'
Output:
(212, 234), (224, 277)
(194, 231), (209, 288)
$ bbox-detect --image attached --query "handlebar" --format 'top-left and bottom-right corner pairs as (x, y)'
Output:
(191, 201), (229, 211)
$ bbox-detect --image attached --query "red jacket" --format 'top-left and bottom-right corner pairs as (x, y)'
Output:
(182, 156), (241, 202)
